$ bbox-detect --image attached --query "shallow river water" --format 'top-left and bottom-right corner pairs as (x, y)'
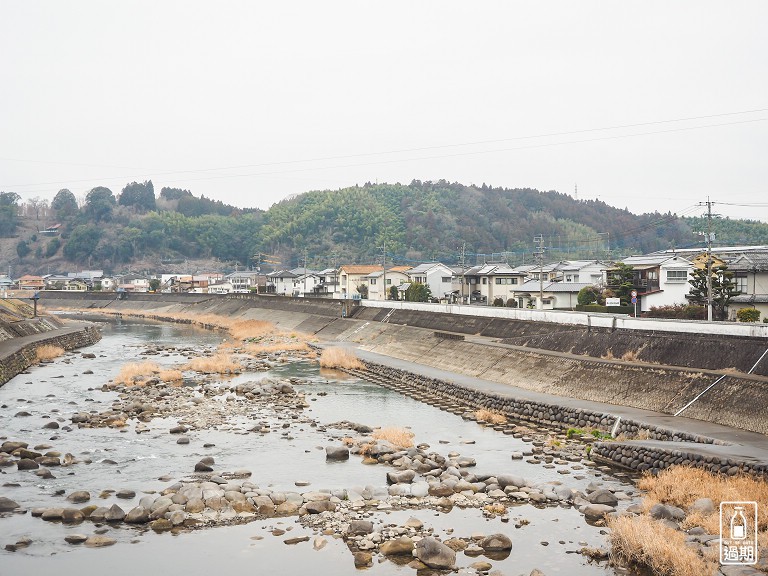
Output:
(0, 319), (638, 576)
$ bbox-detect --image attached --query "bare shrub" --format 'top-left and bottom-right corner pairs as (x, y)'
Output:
(158, 368), (183, 382)
(372, 427), (414, 449)
(607, 515), (716, 576)
(620, 350), (639, 362)
(602, 349), (615, 360)
(319, 347), (365, 370)
(246, 342), (309, 355)
(474, 409), (507, 424)
(35, 344), (65, 362)
(186, 354), (241, 374)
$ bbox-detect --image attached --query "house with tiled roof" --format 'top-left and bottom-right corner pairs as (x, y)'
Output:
(338, 265), (382, 299)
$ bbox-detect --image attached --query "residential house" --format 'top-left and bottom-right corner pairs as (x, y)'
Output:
(267, 270), (298, 296)
(513, 280), (593, 310)
(40, 223), (62, 236)
(720, 252), (768, 321)
(550, 260), (608, 285)
(311, 268), (340, 297)
(406, 263), (454, 302)
(338, 265), (382, 299)
(17, 275), (45, 292)
(225, 271), (261, 293)
(292, 272), (322, 297)
(463, 264), (528, 304)
(366, 268), (411, 301)
(607, 255), (694, 312)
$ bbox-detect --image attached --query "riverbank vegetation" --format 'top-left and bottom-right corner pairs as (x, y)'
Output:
(35, 344), (64, 362)
(319, 347), (365, 370)
(608, 466), (768, 576)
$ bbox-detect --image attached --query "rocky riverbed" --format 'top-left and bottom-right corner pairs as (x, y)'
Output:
(0, 318), (657, 576)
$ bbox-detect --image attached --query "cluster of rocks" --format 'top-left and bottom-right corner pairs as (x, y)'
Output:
(69, 375), (312, 433)
(0, 440), (80, 479)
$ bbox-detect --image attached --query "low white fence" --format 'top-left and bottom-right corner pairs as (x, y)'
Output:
(361, 300), (768, 338)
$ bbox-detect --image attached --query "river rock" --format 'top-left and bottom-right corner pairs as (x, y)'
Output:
(497, 474), (527, 489)
(353, 552), (372, 568)
(380, 536), (415, 555)
(150, 518), (174, 532)
(587, 489), (618, 507)
(649, 503), (685, 521)
(690, 498), (715, 515)
(84, 535), (116, 547)
(41, 508), (64, 521)
(480, 533), (512, 551)
(582, 504), (616, 521)
(387, 469), (416, 484)
(0, 497), (20, 512)
(348, 520), (374, 535)
(116, 489), (136, 499)
(284, 536), (310, 545)
(305, 501), (337, 514)
(325, 446), (349, 461)
(195, 461), (213, 472)
(61, 508), (85, 524)
(414, 537), (456, 569)
(185, 497), (205, 513)
(125, 506), (150, 523)
(64, 534), (88, 544)
(17, 458), (39, 470)
(67, 490), (91, 503)
(104, 504), (125, 522)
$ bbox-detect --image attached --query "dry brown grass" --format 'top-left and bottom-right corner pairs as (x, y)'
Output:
(186, 354), (241, 374)
(113, 361), (161, 386)
(158, 368), (183, 382)
(245, 341), (310, 355)
(229, 319), (276, 340)
(372, 427), (414, 449)
(620, 350), (639, 362)
(638, 466), (768, 535)
(319, 347), (365, 370)
(35, 344), (65, 361)
(607, 515), (716, 576)
(474, 409), (507, 425)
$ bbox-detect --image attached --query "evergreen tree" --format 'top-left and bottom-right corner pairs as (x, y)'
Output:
(688, 265), (739, 321)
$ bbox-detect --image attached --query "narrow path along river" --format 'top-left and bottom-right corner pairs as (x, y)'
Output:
(0, 318), (640, 576)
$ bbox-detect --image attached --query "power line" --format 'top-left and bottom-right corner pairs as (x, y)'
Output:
(3, 112), (768, 192)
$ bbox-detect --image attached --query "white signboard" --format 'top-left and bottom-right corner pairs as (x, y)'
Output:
(606, 297), (621, 307)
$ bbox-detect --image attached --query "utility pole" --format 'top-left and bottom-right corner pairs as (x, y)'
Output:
(534, 235), (545, 310)
(379, 240), (387, 300)
(458, 242), (466, 305)
(705, 198), (714, 321)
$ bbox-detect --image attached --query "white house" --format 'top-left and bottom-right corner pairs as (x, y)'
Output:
(267, 270), (298, 296)
(209, 281), (234, 295)
(406, 263), (454, 302)
(226, 271), (260, 293)
(464, 263), (528, 305)
(366, 269), (411, 301)
(610, 255), (694, 312)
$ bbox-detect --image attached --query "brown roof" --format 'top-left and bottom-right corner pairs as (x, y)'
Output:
(18, 275), (43, 281)
(389, 266), (412, 272)
(340, 265), (383, 274)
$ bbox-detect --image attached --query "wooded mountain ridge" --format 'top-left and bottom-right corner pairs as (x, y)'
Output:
(3, 180), (767, 274)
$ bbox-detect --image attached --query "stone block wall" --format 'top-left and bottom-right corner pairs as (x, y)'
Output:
(0, 325), (101, 387)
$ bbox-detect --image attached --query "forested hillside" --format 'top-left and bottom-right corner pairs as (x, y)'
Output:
(2, 180), (768, 274)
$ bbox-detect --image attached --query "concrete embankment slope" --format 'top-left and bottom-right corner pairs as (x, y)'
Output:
(40, 292), (768, 436)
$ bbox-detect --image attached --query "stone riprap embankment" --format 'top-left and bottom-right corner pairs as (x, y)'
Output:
(0, 324), (101, 387)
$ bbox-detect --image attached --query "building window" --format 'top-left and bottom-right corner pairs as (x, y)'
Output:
(441, 277), (451, 283)
(495, 278), (519, 285)
(666, 270), (688, 283)
(386, 279), (391, 285)
(370, 278), (377, 285)
(735, 274), (748, 294)
(565, 275), (573, 282)
(482, 277), (487, 285)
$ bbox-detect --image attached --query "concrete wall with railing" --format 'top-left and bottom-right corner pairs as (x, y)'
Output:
(361, 300), (768, 338)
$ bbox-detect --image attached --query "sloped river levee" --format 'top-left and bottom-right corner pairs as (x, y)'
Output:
(0, 319), (639, 576)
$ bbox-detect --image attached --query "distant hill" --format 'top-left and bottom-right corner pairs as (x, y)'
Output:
(4, 180), (768, 274)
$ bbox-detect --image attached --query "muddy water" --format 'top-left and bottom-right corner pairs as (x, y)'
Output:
(0, 319), (634, 576)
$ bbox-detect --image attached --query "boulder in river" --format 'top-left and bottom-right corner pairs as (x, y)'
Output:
(414, 537), (456, 570)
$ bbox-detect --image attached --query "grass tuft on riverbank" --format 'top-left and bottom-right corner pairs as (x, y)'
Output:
(35, 344), (64, 362)
(319, 347), (365, 370)
(608, 514), (716, 576)
(186, 354), (241, 374)
(608, 466), (768, 576)
(372, 427), (414, 449)
(474, 409), (507, 424)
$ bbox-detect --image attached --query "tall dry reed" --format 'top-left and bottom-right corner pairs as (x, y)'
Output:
(319, 347), (365, 370)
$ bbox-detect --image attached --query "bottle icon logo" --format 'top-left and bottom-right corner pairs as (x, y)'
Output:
(731, 506), (747, 540)
(721, 501), (758, 565)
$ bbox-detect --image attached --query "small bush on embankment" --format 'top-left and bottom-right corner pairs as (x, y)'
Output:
(319, 347), (365, 370)
(35, 344), (65, 362)
(474, 409), (507, 424)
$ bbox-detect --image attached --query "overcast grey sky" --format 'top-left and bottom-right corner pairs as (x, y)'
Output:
(1, 1), (766, 222)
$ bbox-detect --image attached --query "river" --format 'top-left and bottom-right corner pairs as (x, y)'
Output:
(0, 318), (636, 575)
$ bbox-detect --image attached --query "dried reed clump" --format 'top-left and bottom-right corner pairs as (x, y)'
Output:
(158, 368), (183, 382)
(607, 515), (716, 576)
(372, 427), (414, 449)
(229, 319), (276, 341)
(186, 354), (241, 374)
(319, 347), (365, 370)
(638, 466), (768, 535)
(474, 409), (507, 425)
(35, 344), (65, 362)
(620, 350), (640, 362)
(113, 361), (162, 386)
(245, 341), (310, 355)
